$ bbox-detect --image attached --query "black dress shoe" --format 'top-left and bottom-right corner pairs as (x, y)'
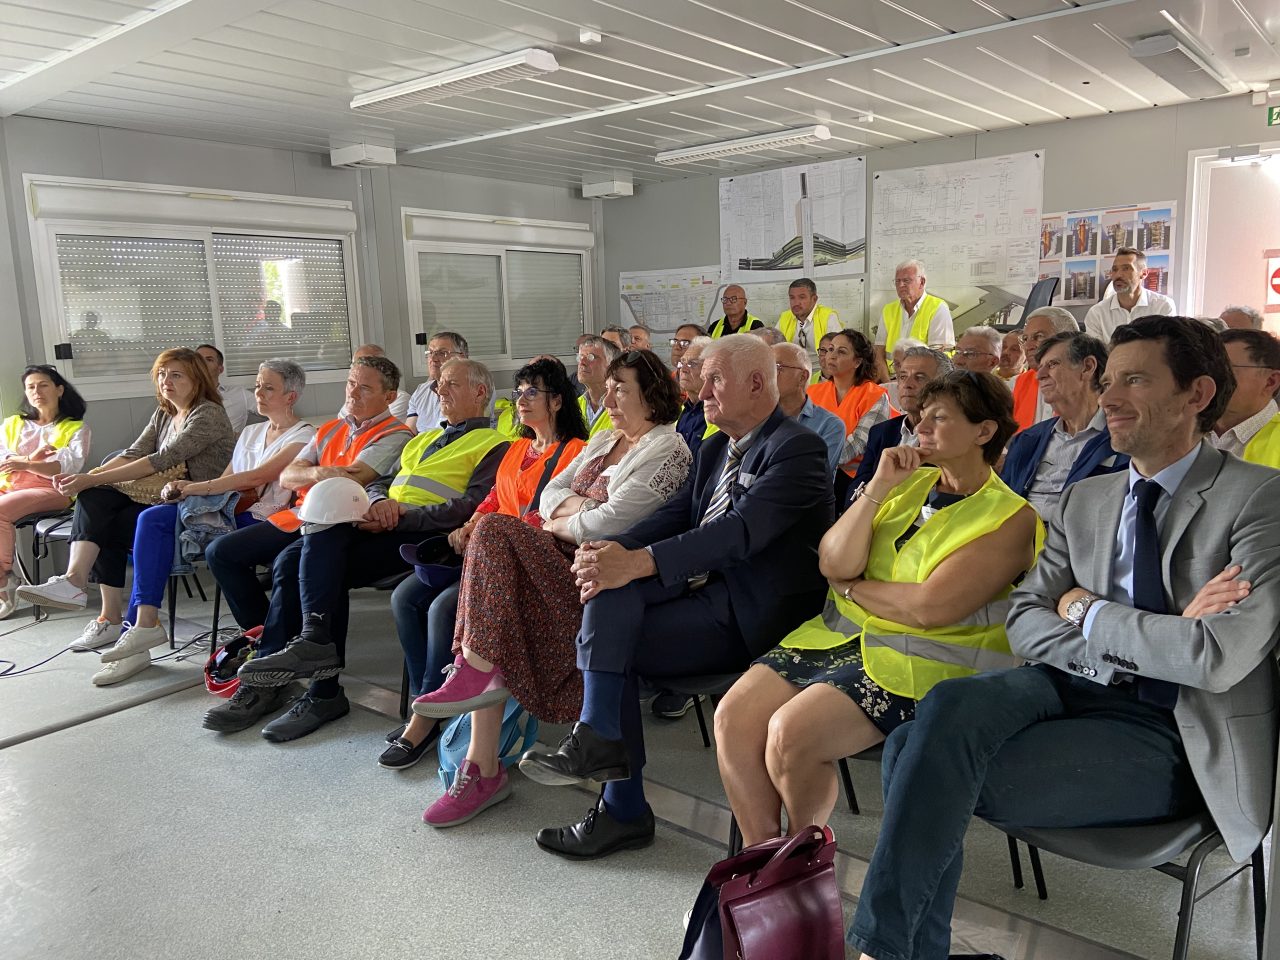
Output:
(377, 721), (441, 770)
(536, 795), (655, 860)
(518, 721), (630, 786)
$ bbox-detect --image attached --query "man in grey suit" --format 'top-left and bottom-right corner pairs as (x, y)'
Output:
(847, 316), (1280, 960)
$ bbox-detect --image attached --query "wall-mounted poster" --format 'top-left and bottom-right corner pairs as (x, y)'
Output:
(1041, 201), (1176, 305)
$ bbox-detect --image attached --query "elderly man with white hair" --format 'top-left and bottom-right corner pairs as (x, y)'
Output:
(873, 258), (955, 382)
(1011, 306), (1080, 431)
(1219, 304), (1265, 331)
(519, 333), (834, 860)
(952, 325), (1003, 375)
(774, 341), (844, 474)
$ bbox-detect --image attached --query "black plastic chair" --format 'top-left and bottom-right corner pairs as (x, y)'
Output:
(1001, 814), (1266, 960)
(660, 672), (742, 749)
(13, 509), (73, 616)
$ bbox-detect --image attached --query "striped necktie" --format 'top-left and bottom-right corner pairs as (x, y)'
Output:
(689, 439), (744, 589)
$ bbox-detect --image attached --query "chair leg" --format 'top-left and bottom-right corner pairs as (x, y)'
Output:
(1171, 834), (1222, 960)
(180, 575), (194, 600)
(399, 662), (411, 720)
(1028, 844), (1047, 900)
(728, 814), (743, 856)
(838, 757), (858, 815)
(1006, 835), (1024, 890)
(1251, 844), (1267, 960)
(192, 573), (207, 603)
(692, 695), (711, 749)
(210, 586), (222, 655)
(167, 576), (178, 647)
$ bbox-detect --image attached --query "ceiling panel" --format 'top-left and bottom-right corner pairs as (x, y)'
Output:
(3, 0), (1278, 188)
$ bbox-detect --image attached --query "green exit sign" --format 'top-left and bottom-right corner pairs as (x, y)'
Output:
(1270, 106), (1280, 127)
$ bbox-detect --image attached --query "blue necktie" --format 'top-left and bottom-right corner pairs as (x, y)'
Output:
(689, 440), (744, 589)
(1130, 479), (1179, 709)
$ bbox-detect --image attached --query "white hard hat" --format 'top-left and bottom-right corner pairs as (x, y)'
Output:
(297, 476), (370, 535)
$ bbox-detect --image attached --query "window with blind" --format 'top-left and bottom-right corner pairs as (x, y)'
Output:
(52, 233), (354, 382)
(416, 252), (506, 357)
(507, 251), (584, 357)
(57, 235), (216, 378)
(212, 235), (352, 376)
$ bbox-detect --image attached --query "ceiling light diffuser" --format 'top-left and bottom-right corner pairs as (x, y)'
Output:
(654, 125), (832, 165)
(351, 49), (559, 113)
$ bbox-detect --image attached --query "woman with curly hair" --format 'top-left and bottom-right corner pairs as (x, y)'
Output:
(409, 349), (693, 828)
(808, 329), (895, 500)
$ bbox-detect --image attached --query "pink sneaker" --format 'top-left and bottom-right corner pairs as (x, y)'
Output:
(423, 760), (512, 828)
(411, 655), (509, 718)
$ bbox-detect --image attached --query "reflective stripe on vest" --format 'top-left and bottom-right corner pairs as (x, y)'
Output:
(777, 304), (836, 345)
(881, 294), (943, 354)
(0, 414), (84, 491)
(709, 314), (763, 338)
(1243, 413), (1280, 468)
(781, 467), (1042, 700)
(388, 427), (508, 507)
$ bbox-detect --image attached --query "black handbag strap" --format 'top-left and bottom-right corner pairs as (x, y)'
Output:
(521, 441), (569, 517)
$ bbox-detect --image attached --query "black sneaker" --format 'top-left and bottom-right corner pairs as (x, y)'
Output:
(238, 613), (340, 687)
(260, 688), (350, 743)
(651, 692), (699, 719)
(203, 683), (300, 733)
(378, 721), (442, 770)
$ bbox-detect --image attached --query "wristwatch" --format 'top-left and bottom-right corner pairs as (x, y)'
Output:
(1064, 593), (1103, 629)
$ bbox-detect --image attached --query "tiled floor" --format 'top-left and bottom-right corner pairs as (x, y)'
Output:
(0, 587), (1269, 960)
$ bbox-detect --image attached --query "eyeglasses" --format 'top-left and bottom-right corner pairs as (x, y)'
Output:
(512, 386), (549, 402)
(721, 296), (744, 304)
(676, 358), (703, 370)
(953, 349), (996, 360)
(775, 363), (808, 373)
(817, 347), (834, 357)
(1231, 364), (1278, 371)
(577, 352), (602, 363)
(1019, 332), (1050, 345)
(669, 338), (693, 349)
(426, 349), (459, 361)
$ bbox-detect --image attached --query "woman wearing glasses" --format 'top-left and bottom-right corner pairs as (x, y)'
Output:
(409, 349), (692, 828)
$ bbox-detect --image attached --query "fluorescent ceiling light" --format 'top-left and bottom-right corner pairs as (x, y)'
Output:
(351, 49), (559, 113)
(655, 125), (832, 165)
(1128, 33), (1230, 99)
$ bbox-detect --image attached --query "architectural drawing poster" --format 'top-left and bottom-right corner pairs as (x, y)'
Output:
(720, 156), (866, 286)
(1039, 202), (1176, 305)
(619, 264), (722, 343)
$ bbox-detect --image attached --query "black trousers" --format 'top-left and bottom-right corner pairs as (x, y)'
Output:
(69, 486), (148, 588)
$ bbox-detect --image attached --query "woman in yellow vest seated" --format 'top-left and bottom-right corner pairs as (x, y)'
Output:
(382, 356), (589, 768)
(715, 370), (1041, 846)
(0, 365), (91, 618)
(807, 330), (895, 501)
(409, 349), (693, 828)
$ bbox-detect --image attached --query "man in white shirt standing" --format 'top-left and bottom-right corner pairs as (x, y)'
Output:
(196, 344), (251, 434)
(1083, 247), (1175, 342)
(1210, 329), (1280, 463)
(405, 332), (467, 432)
(873, 259), (956, 382)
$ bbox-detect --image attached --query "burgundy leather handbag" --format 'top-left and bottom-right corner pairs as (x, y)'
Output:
(715, 825), (844, 960)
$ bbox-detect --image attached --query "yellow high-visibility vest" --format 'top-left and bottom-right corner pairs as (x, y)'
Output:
(1242, 413), (1280, 469)
(777, 304), (837, 346)
(578, 393), (614, 438)
(782, 467), (1042, 699)
(388, 427), (508, 507)
(709, 314), (763, 338)
(881, 294), (945, 355)
(0, 415), (84, 491)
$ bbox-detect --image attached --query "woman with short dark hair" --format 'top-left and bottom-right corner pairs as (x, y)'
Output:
(406, 349), (692, 828)
(19, 348), (235, 685)
(808, 330), (894, 495)
(716, 370), (1040, 847)
(0, 365), (90, 617)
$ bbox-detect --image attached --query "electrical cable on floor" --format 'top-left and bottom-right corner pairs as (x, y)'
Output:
(0, 620), (241, 677)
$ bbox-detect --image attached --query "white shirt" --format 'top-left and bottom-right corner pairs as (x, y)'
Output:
(1209, 400), (1278, 458)
(219, 380), (252, 435)
(899, 416), (920, 448)
(875, 292), (956, 348)
(0, 418), (91, 476)
(407, 380), (442, 432)
(230, 420), (317, 520)
(1083, 288), (1176, 342)
(791, 308), (842, 367)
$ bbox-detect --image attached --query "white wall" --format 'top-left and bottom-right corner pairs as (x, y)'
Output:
(0, 115), (593, 457)
(600, 93), (1270, 331)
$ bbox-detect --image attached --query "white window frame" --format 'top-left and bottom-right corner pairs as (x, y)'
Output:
(402, 207), (594, 378)
(25, 174), (363, 401)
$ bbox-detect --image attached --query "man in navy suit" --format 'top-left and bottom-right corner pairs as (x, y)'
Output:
(1001, 332), (1128, 514)
(520, 335), (834, 859)
(848, 346), (951, 506)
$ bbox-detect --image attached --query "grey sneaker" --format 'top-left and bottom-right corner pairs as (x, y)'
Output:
(261, 688), (350, 743)
(203, 682), (300, 733)
(237, 613), (340, 687)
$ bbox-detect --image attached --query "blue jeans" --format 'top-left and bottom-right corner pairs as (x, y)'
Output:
(391, 577), (460, 697)
(847, 664), (1202, 960)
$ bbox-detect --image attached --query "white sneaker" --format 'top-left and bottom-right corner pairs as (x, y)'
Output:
(0, 571), (20, 619)
(99, 622), (168, 663)
(92, 651), (151, 686)
(69, 618), (120, 652)
(16, 575), (87, 611)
